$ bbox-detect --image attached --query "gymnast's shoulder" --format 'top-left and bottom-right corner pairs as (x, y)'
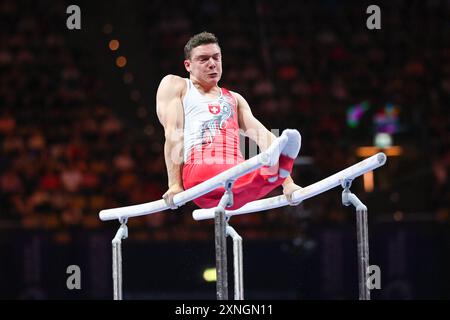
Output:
(157, 74), (186, 96)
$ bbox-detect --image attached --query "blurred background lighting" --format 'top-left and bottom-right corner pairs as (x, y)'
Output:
(116, 56), (127, 68)
(109, 39), (120, 51)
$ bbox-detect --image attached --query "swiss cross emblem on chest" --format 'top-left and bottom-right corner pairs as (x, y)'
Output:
(208, 104), (221, 115)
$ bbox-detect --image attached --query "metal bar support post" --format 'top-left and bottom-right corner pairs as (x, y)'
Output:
(342, 179), (370, 300)
(226, 225), (244, 300)
(215, 180), (234, 300)
(112, 218), (128, 300)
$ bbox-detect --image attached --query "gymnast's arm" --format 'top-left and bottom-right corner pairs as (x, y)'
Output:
(234, 91), (276, 152)
(233, 91), (297, 189)
(156, 75), (185, 207)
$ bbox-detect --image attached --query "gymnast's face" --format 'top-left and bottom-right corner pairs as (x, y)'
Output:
(184, 43), (222, 87)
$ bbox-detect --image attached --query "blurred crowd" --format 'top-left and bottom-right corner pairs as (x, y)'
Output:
(0, 0), (449, 240)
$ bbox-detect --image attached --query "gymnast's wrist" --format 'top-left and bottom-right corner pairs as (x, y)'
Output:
(168, 182), (184, 190)
(282, 176), (294, 187)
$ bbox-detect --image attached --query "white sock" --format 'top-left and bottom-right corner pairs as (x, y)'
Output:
(281, 129), (301, 159)
(264, 133), (288, 166)
(279, 168), (290, 178)
(267, 176), (278, 183)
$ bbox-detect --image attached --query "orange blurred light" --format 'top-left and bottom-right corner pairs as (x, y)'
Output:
(384, 146), (403, 157)
(116, 56), (127, 68)
(356, 146), (378, 157)
(363, 171), (374, 193)
(393, 211), (404, 221)
(356, 146), (403, 158)
(109, 39), (120, 51)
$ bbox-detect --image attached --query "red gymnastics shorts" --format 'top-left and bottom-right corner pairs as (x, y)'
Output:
(182, 154), (295, 210)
